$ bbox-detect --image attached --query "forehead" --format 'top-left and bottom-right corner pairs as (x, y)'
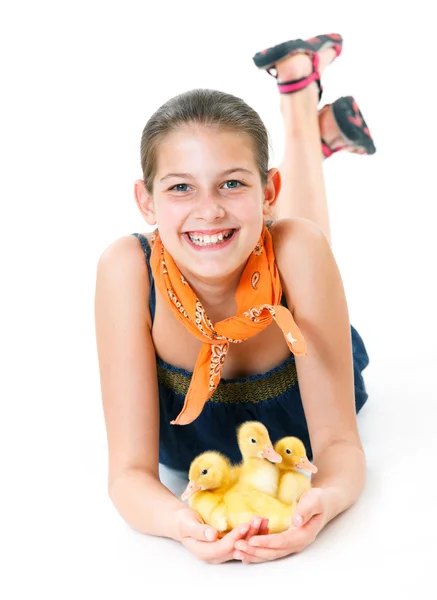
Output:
(155, 124), (257, 173)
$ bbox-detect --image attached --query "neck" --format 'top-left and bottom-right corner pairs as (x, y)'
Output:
(214, 478), (232, 494)
(178, 265), (245, 322)
(244, 456), (269, 467)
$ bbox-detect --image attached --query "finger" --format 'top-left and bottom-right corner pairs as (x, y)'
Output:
(259, 518), (269, 535)
(233, 550), (254, 564)
(235, 537), (288, 556)
(220, 523), (251, 551)
(248, 514), (324, 550)
(191, 524), (251, 564)
(235, 547), (291, 563)
(181, 517), (218, 543)
(183, 525), (250, 565)
(247, 527), (302, 550)
(235, 532), (307, 559)
(243, 516), (263, 540)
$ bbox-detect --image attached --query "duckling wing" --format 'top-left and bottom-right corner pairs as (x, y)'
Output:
(240, 491), (295, 534)
(210, 501), (229, 533)
(222, 488), (257, 530)
(278, 471), (311, 504)
(190, 491), (224, 525)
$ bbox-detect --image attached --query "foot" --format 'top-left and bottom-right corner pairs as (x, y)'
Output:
(319, 105), (367, 155)
(274, 46), (337, 84)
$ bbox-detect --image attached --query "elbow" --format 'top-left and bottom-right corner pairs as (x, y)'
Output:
(107, 468), (132, 504)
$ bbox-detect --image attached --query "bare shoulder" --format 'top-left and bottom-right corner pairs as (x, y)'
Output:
(269, 218), (333, 313)
(96, 233), (152, 325)
(97, 233), (150, 278)
(269, 217), (328, 256)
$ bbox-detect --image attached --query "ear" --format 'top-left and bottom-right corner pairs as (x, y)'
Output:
(134, 179), (157, 226)
(262, 168), (281, 216)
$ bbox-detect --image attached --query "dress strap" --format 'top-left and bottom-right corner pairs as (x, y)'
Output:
(131, 233), (156, 323)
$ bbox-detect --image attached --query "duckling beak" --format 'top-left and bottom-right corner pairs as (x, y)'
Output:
(297, 457), (318, 473)
(181, 480), (202, 501)
(261, 446), (282, 463)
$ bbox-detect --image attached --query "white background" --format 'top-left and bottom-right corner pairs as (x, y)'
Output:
(2, 1), (437, 598)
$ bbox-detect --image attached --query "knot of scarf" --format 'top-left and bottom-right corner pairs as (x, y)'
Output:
(149, 224), (306, 425)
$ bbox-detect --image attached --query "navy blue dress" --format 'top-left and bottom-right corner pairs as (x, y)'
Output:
(131, 233), (369, 472)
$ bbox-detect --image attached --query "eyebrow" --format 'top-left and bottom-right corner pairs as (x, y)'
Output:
(159, 167), (255, 182)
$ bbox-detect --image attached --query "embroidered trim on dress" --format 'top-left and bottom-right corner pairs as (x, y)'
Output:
(156, 356), (298, 403)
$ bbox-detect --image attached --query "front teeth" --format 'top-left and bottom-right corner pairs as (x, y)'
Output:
(188, 230), (231, 246)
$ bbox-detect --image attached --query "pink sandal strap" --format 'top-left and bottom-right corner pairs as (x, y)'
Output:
(278, 70), (320, 94)
(277, 52), (322, 99)
(332, 42), (342, 57)
(321, 139), (345, 158)
(321, 140), (334, 158)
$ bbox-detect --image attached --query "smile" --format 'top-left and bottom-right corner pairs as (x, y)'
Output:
(184, 228), (237, 248)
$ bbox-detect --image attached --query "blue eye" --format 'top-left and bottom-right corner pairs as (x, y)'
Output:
(170, 184), (190, 192)
(169, 180), (244, 192)
(223, 180), (243, 189)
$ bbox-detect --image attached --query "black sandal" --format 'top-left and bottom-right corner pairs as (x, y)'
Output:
(320, 96), (376, 157)
(253, 33), (343, 101)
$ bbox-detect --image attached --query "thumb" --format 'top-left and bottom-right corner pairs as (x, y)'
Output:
(182, 510), (218, 542)
(293, 488), (323, 527)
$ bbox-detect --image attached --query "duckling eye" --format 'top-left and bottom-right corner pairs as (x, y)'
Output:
(201, 469), (208, 475)
(250, 438), (257, 444)
(286, 449), (292, 455)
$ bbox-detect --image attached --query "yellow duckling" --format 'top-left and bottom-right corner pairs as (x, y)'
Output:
(181, 451), (235, 533)
(224, 487), (297, 533)
(234, 421), (282, 497)
(274, 437), (318, 504)
(223, 421), (296, 533)
(181, 428), (298, 535)
(181, 450), (295, 534)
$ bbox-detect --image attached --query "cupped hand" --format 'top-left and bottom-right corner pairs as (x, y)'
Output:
(176, 507), (269, 564)
(232, 487), (328, 564)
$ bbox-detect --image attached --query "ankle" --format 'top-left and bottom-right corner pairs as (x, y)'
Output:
(275, 52), (313, 83)
(319, 105), (345, 148)
(279, 83), (319, 117)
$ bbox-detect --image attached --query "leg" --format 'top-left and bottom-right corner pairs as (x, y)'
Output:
(272, 50), (337, 244)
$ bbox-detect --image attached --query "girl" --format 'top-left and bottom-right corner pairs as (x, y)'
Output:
(95, 32), (375, 565)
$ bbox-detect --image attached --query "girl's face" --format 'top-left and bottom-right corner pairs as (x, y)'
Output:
(139, 124), (280, 282)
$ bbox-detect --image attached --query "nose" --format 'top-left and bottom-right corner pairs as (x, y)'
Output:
(196, 191), (225, 221)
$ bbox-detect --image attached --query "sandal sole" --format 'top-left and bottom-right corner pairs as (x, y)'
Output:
(332, 96), (376, 155)
(253, 33), (343, 72)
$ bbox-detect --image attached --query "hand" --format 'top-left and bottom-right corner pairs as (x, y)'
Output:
(232, 487), (328, 564)
(176, 506), (269, 564)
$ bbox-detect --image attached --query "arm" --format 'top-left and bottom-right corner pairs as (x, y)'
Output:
(94, 236), (185, 540)
(94, 236), (262, 561)
(309, 440), (366, 524)
(232, 219), (367, 563)
(272, 217), (367, 520)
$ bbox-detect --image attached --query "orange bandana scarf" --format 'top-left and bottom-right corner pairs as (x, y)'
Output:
(150, 224), (307, 425)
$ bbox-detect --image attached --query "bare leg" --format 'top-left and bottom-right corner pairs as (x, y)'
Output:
(272, 50), (337, 244)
